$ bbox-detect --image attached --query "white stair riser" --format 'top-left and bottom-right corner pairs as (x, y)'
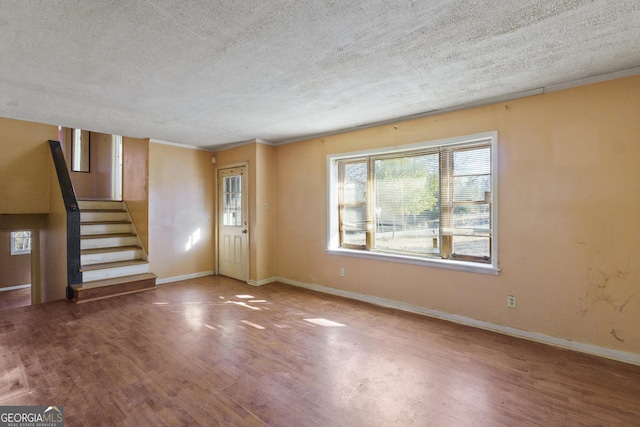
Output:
(81, 249), (143, 265)
(81, 236), (138, 249)
(78, 201), (124, 210)
(83, 263), (150, 282)
(81, 223), (132, 235)
(77, 200), (152, 287)
(81, 211), (128, 222)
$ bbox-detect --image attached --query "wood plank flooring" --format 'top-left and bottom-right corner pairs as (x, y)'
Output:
(1, 275), (639, 426)
(0, 287), (30, 311)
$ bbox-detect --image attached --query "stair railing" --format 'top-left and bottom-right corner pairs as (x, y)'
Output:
(48, 140), (82, 298)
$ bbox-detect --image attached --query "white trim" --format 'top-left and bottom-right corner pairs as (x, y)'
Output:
(0, 284), (31, 292)
(156, 271), (214, 285)
(326, 248), (500, 275)
(152, 137), (276, 152)
(327, 131), (499, 274)
(150, 138), (216, 151)
(215, 138), (276, 152)
(543, 66), (640, 93)
(276, 276), (640, 367)
(247, 276), (277, 286)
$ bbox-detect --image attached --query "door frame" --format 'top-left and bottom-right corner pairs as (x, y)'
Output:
(111, 135), (123, 201)
(215, 162), (250, 282)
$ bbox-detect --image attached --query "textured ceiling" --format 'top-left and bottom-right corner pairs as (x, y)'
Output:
(1, 1), (639, 149)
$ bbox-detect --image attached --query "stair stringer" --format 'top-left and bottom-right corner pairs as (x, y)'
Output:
(122, 201), (149, 262)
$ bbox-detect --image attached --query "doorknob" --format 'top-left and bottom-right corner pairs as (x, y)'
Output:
(242, 229), (247, 234)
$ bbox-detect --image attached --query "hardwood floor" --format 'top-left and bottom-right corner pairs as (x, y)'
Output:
(0, 287), (30, 311)
(1, 276), (639, 426)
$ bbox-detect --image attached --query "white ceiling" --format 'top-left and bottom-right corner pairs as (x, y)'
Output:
(1, 1), (639, 150)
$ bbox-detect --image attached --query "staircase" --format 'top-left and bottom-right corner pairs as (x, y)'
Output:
(71, 200), (156, 303)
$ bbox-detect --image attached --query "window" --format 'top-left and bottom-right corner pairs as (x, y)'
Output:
(222, 175), (243, 226)
(328, 132), (498, 274)
(71, 128), (90, 172)
(11, 231), (31, 255)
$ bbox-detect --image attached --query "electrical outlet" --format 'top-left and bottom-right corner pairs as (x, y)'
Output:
(507, 295), (517, 309)
(339, 268), (345, 277)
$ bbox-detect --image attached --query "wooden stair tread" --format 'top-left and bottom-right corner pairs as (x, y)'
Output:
(72, 274), (157, 303)
(81, 259), (148, 271)
(81, 220), (131, 225)
(74, 273), (157, 290)
(80, 209), (126, 212)
(81, 233), (137, 239)
(81, 245), (142, 255)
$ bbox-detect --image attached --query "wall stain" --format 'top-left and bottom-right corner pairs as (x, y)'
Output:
(577, 267), (635, 343)
(610, 329), (625, 342)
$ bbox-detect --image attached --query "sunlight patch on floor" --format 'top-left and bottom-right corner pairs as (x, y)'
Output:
(226, 301), (261, 311)
(241, 320), (265, 330)
(304, 318), (346, 327)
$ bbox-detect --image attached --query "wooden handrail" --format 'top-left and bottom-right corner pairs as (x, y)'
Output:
(48, 140), (82, 298)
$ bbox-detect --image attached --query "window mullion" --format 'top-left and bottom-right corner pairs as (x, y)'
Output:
(440, 148), (454, 259)
(338, 161), (345, 246)
(366, 157), (374, 250)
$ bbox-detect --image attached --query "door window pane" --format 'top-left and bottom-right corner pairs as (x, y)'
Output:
(223, 176), (242, 226)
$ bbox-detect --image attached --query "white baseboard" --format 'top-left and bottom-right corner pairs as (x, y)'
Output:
(275, 276), (640, 367)
(156, 271), (214, 285)
(247, 276), (277, 286)
(0, 284), (31, 292)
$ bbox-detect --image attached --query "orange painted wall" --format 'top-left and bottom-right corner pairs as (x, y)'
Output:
(123, 137), (149, 251)
(275, 75), (640, 355)
(255, 143), (277, 283)
(148, 143), (215, 279)
(40, 155), (68, 302)
(0, 117), (57, 214)
(0, 117), (65, 302)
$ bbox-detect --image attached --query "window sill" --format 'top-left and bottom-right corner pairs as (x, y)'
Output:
(326, 248), (500, 275)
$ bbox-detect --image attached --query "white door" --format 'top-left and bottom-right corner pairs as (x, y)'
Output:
(218, 166), (248, 281)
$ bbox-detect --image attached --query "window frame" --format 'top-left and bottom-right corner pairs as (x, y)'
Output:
(327, 131), (499, 275)
(10, 230), (32, 255)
